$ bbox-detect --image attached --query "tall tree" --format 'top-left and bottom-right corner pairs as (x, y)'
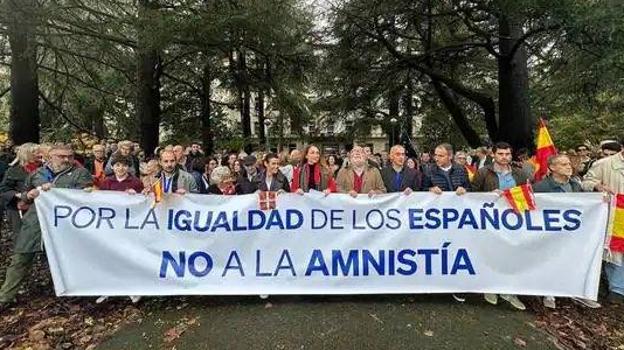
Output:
(4, 0), (40, 143)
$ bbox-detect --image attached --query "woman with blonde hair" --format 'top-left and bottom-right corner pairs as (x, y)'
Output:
(141, 159), (161, 189)
(0, 143), (41, 237)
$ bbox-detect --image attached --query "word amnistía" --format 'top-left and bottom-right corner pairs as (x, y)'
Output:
(52, 204), (583, 234)
(159, 245), (475, 279)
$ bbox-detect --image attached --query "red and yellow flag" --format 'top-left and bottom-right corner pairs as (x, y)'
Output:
(465, 164), (477, 182)
(531, 118), (557, 181)
(610, 194), (624, 252)
(502, 183), (537, 213)
(151, 178), (163, 205)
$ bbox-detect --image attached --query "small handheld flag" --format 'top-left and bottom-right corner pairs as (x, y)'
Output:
(531, 118), (557, 181)
(465, 165), (477, 182)
(258, 191), (277, 210)
(151, 178), (163, 206)
(610, 194), (624, 252)
(502, 183), (537, 213)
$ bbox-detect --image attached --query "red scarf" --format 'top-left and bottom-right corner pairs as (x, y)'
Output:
(24, 161), (40, 174)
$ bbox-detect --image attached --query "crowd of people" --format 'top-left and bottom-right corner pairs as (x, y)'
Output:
(0, 136), (622, 312)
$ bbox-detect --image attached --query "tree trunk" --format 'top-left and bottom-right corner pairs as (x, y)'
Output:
(6, 0), (40, 144)
(136, 0), (161, 156)
(432, 80), (482, 148)
(200, 63), (214, 155)
(237, 49), (252, 153)
(497, 13), (534, 151)
(256, 89), (266, 149)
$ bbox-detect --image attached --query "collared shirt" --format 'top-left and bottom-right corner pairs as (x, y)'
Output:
(496, 171), (516, 190)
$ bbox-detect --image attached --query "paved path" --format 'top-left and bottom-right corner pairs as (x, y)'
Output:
(98, 295), (556, 350)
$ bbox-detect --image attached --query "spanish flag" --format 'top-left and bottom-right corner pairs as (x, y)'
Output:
(151, 178), (163, 205)
(465, 164), (477, 182)
(531, 118), (557, 181)
(502, 183), (537, 213)
(610, 194), (624, 252)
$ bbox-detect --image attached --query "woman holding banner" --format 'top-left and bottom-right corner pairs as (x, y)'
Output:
(291, 145), (336, 195)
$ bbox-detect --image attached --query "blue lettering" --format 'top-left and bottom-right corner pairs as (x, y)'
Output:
(54, 205), (72, 227)
(386, 209), (401, 229)
(366, 209), (384, 230)
(362, 250), (385, 276)
(543, 209), (562, 231)
(442, 209), (459, 229)
(274, 250), (296, 276)
(330, 210), (344, 230)
(96, 207), (115, 229)
(160, 251), (185, 278)
(424, 209), (441, 229)
(248, 210), (266, 230)
(397, 249), (417, 275)
(222, 251), (244, 276)
(255, 250), (272, 277)
(332, 250), (359, 276)
(188, 251), (213, 277)
(286, 210), (304, 229)
(125, 208), (139, 229)
(562, 209), (582, 231)
(408, 208), (424, 230)
(501, 209), (523, 230)
(305, 249), (329, 276)
(451, 249), (475, 275)
(72, 206), (96, 229)
(266, 210), (285, 230)
(210, 211), (231, 232)
(312, 209), (328, 229)
(457, 210), (478, 230)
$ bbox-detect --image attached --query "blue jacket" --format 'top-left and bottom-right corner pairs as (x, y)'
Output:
(422, 163), (471, 191)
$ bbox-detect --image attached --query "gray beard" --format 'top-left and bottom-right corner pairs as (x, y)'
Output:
(50, 163), (69, 173)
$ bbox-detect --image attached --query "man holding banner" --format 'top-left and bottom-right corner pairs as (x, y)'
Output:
(336, 146), (386, 197)
(582, 138), (624, 303)
(472, 142), (529, 310)
(380, 145), (421, 194)
(534, 154), (601, 309)
(157, 150), (198, 194)
(0, 144), (92, 309)
(422, 143), (470, 196)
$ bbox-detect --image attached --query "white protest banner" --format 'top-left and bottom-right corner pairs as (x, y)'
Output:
(36, 189), (608, 299)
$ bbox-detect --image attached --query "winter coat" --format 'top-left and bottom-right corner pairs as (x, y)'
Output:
(471, 165), (529, 192)
(15, 165), (92, 253)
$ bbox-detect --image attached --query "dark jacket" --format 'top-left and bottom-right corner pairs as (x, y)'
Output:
(0, 165), (30, 210)
(194, 172), (210, 194)
(254, 171), (290, 192)
(422, 163), (471, 191)
(84, 157), (107, 175)
(16, 164), (93, 253)
(533, 175), (583, 193)
(472, 165), (529, 192)
(472, 155), (493, 169)
(380, 166), (422, 192)
(237, 168), (261, 194)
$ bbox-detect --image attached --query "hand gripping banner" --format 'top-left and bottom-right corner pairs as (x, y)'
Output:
(36, 189), (608, 299)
